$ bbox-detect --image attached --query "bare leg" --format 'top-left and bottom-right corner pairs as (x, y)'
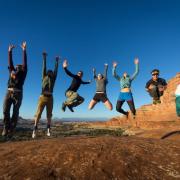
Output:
(104, 100), (113, 110)
(88, 99), (97, 110)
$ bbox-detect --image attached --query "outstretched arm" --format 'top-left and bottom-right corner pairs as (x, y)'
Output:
(53, 56), (60, 80)
(93, 68), (97, 79)
(130, 58), (139, 81)
(42, 52), (47, 79)
(112, 62), (121, 81)
(63, 59), (76, 78)
(81, 80), (91, 84)
(21, 42), (27, 71)
(104, 63), (108, 79)
(8, 45), (15, 72)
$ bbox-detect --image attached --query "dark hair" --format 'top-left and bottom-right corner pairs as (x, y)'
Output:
(15, 64), (23, 71)
(151, 69), (159, 74)
(47, 70), (53, 77)
(78, 71), (83, 75)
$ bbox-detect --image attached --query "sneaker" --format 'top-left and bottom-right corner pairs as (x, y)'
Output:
(1, 128), (8, 136)
(62, 103), (66, 112)
(47, 128), (51, 137)
(67, 105), (74, 112)
(32, 130), (36, 138)
(153, 100), (157, 105)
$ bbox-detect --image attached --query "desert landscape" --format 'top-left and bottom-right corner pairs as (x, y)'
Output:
(0, 73), (179, 179)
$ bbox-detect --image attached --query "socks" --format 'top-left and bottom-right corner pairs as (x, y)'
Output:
(47, 124), (50, 129)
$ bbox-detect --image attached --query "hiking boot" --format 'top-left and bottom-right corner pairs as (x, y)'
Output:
(47, 128), (51, 137)
(156, 100), (161, 104)
(62, 103), (66, 112)
(153, 99), (161, 105)
(67, 105), (74, 112)
(1, 128), (8, 136)
(153, 99), (158, 104)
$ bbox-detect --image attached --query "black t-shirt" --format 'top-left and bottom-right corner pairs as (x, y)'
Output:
(8, 70), (27, 90)
(64, 68), (90, 92)
(8, 50), (27, 91)
(145, 78), (167, 89)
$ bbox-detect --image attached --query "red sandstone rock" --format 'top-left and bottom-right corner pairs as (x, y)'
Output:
(105, 73), (180, 129)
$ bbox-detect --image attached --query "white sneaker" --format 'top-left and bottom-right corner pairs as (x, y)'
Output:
(47, 128), (51, 137)
(32, 130), (36, 138)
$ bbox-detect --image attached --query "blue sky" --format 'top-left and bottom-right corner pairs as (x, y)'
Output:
(0, 0), (180, 119)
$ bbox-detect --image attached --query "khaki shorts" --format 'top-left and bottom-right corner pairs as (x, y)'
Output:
(64, 90), (78, 105)
(35, 95), (53, 120)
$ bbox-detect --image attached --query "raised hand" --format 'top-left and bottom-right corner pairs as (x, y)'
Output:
(134, 58), (139, 64)
(20, 41), (26, 51)
(63, 59), (68, 68)
(104, 63), (108, 66)
(8, 44), (15, 52)
(92, 68), (96, 72)
(55, 56), (60, 62)
(113, 61), (118, 68)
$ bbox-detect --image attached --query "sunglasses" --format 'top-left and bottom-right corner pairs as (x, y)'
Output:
(152, 73), (159, 76)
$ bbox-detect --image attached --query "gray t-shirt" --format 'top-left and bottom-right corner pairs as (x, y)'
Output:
(93, 65), (108, 93)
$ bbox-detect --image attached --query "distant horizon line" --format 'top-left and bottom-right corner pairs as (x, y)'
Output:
(0, 117), (111, 120)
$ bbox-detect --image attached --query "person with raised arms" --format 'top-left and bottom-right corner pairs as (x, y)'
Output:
(88, 64), (113, 110)
(32, 52), (60, 138)
(62, 59), (91, 112)
(2, 42), (27, 137)
(112, 58), (139, 119)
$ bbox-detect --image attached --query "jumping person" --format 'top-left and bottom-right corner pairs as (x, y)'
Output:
(112, 58), (139, 118)
(88, 64), (113, 110)
(32, 52), (59, 138)
(145, 69), (167, 104)
(62, 59), (91, 112)
(2, 42), (27, 137)
(175, 83), (180, 117)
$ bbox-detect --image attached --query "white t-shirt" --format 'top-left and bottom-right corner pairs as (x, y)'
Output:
(175, 84), (180, 96)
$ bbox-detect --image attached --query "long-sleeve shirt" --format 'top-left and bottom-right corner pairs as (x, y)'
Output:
(41, 56), (59, 94)
(93, 65), (108, 93)
(7, 50), (27, 91)
(64, 67), (90, 92)
(112, 63), (139, 90)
